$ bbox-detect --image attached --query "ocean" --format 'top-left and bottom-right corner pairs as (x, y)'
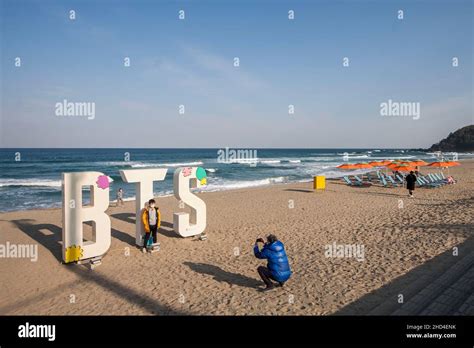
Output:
(0, 148), (471, 212)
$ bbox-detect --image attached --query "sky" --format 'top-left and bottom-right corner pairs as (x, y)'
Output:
(0, 0), (473, 148)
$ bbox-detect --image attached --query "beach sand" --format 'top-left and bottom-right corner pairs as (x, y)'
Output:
(0, 161), (472, 315)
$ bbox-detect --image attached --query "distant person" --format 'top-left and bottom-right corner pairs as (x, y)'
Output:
(254, 234), (292, 291)
(414, 166), (420, 176)
(116, 188), (124, 207)
(405, 171), (417, 198)
(141, 199), (161, 252)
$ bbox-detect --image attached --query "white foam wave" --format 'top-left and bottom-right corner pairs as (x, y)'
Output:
(203, 176), (288, 191)
(0, 179), (62, 188)
(131, 161), (203, 168)
(259, 160), (281, 164)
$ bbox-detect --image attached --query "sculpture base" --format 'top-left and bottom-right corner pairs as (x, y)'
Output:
(147, 243), (161, 253)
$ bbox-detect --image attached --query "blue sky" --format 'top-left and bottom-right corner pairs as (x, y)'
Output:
(1, 0), (472, 148)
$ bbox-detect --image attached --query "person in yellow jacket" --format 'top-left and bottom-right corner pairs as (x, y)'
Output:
(141, 199), (161, 252)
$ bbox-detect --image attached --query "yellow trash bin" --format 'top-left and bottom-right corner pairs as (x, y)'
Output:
(313, 176), (326, 190)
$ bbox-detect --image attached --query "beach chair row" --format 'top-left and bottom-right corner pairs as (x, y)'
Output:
(343, 171), (404, 187)
(416, 172), (454, 188)
(343, 171), (455, 188)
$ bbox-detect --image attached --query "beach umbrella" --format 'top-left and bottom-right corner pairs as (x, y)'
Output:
(427, 161), (450, 168)
(444, 161), (460, 176)
(386, 162), (401, 169)
(390, 164), (416, 172)
(410, 159), (428, 167)
(427, 161), (452, 176)
(337, 163), (358, 170)
(445, 161), (460, 166)
(445, 161), (460, 176)
(368, 161), (385, 175)
(383, 160), (401, 174)
(369, 161), (385, 166)
(379, 160), (393, 173)
(430, 160), (460, 176)
(353, 163), (373, 169)
(353, 163), (374, 179)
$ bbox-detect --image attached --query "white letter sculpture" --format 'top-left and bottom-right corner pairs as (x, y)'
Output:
(173, 167), (207, 237)
(62, 172), (111, 263)
(119, 168), (168, 246)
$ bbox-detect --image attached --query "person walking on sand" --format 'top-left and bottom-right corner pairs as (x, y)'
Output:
(116, 188), (124, 207)
(405, 171), (417, 198)
(141, 199), (161, 252)
(254, 234), (292, 291)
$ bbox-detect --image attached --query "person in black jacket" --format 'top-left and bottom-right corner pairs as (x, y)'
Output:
(405, 171), (417, 198)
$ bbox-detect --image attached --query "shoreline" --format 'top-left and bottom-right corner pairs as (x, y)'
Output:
(2, 159), (472, 214)
(0, 160), (472, 315)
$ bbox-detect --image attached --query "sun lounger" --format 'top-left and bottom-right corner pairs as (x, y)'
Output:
(420, 176), (442, 188)
(434, 173), (449, 183)
(438, 172), (456, 184)
(425, 174), (437, 183)
(428, 173), (446, 185)
(354, 175), (364, 184)
(343, 176), (362, 186)
(379, 175), (388, 187)
(386, 175), (399, 186)
(367, 173), (373, 182)
(355, 175), (372, 186)
(396, 174), (405, 184)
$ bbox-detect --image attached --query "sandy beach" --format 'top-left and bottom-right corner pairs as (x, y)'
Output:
(0, 161), (472, 315)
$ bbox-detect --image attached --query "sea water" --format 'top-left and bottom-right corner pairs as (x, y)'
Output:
(0, 148), (471, 212)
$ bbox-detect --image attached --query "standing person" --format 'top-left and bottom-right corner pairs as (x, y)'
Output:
(405, 171), (417, 198)
(116, 188), (124, 207)
(254, 234), (292, 291)
(141, 199), (161, 252)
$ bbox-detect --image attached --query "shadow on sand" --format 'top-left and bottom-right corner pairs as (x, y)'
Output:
(284, 188), (314, 193)
(184, 262), (262, 289)
(9, 219), (63, 260)
(5, 218), (185, 315)
(334, 235), (474, 315)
